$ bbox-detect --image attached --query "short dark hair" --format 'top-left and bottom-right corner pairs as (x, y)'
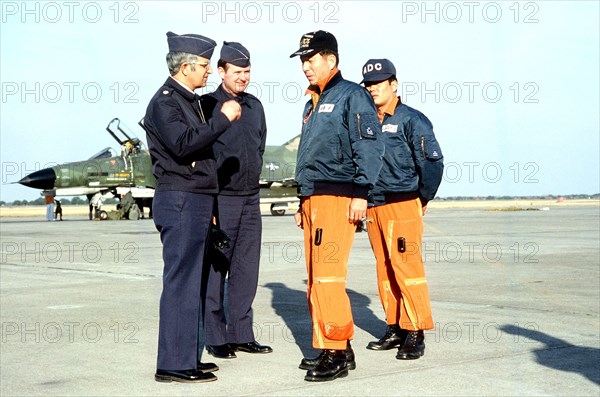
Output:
(319, 49), (339, 67)
(217, 59), (230, 71)
(364, 76), (398, 88)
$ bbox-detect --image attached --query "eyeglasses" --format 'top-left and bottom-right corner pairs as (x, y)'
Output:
(192, 62), (210, 68)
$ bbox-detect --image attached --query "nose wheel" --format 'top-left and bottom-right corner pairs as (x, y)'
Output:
(270, 203), (286, 216)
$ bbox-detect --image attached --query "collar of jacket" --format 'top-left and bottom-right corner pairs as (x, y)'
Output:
(382, 96), (400, 119)
(321, 69), (343, 93)
(211, 83), (252, 108)
(164, 77), (197, 102)
(306, 69), (343, 108)
(305, 68), (343, 96)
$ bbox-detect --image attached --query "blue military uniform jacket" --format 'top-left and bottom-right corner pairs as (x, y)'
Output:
(144, 77), (231, 193)
(203, 84), (267, 196)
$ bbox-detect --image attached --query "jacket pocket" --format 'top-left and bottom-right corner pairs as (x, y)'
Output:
(420, 135), (443, 161)
(355, 113), (378, 140)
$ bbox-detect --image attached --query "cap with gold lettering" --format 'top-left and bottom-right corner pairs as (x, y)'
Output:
(289, 30), (338, 58)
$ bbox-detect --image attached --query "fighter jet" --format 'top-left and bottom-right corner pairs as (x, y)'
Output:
(18, 118), (155, 220)
(18, 118), (300, 219)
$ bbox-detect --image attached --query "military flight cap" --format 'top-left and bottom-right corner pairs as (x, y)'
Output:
(289, 30), (338, 58)
(220, 41), (251, 67)
(360, 58), (397, 84)
(166, 31), (217, 59)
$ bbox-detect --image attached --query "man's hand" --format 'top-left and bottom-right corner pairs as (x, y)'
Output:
(348, 198), (367, 223)
(422, 204), (428, 216)
(294, 209), (303, 229)
(220, 100), (241, 122)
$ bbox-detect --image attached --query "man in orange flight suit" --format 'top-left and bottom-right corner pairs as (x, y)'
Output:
(290, 31), (384, 382)
(361, 59), (444, 360)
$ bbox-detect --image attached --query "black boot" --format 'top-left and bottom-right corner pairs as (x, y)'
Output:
(299, 350), (324, 370)
(299, 341), (356, 370)
(304, 349), (348, 382)
(396, 330), (425, 360)
(344, 341), (356, 370)
(366, 325), (407, 351)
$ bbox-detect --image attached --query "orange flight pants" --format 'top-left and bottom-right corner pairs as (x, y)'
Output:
(302, 195), (356, 350)
(366, 198), (434, 331)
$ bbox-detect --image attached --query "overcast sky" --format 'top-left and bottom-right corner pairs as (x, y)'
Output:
(1, 0), (598, 202)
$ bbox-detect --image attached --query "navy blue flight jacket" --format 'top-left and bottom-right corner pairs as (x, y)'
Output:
(295, 72), (384, 199)
(372, 98), (444, 206)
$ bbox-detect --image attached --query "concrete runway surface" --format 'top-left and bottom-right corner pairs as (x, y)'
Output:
(1, 205), (599, 396)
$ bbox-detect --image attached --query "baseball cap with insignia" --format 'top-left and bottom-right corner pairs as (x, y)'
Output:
(289, 30), (338, 58)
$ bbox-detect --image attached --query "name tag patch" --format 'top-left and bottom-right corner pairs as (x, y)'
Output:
(382, 124), (398, 133)
(318, 104), (335, 113)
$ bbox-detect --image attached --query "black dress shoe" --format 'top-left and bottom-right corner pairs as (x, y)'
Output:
(232, 341), (273, 354)
(197, 361), (219, 373)
(155, 369), (217, 383)
(299, 341), (356, 370)
(367, 325), (407, 351)
(207, 344), (237, 359)
(396, 330), (425, 360)
(304, 349), (348, 382)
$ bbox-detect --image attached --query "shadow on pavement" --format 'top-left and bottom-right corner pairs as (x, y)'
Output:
(264, 282), (386, 358)
(501, 324), (600, 386)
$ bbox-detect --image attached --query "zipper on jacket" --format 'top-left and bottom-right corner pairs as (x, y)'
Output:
(420, 136), (425, 158)
(357, 113), (362, 140)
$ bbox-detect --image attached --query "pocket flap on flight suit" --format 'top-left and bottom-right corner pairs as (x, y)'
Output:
(311, 277), (354, 341)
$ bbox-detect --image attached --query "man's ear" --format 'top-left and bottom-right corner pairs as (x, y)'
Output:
(327, 54), (337, 70)
(218, 66), (226, 79)
(180, 62), (190, 76)
(391, 79), (399, 93)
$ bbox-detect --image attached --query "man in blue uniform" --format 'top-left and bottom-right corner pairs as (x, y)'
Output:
(144, 31), (241, 383)
(203, 41), (272, 359)
(290, 31), (384, 382)
(360, 59), (443, 360)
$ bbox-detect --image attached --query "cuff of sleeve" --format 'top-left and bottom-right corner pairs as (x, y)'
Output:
(420, 197), (429, 207)
(211, 111), (232, 133)
(353, 185), (370, 200)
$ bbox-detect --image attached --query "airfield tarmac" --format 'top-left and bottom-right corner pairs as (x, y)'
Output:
(1, 203), (599, 396)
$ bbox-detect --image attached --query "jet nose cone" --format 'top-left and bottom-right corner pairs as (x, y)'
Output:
(18, 168), (56, 190)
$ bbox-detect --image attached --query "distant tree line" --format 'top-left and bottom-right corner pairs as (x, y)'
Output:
(1, 194), (598, 207)
(0, 197), (120, 206)
(437, 194), (600, 201)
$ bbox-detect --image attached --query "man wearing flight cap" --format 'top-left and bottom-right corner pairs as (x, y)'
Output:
(144, 31), (241, 383)
(202, 41), (272, 359)
(360, 58), (443, 360)
(290, 31), (384, 382)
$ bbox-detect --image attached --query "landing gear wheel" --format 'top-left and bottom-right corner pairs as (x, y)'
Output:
(270, 204), (286, 216)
